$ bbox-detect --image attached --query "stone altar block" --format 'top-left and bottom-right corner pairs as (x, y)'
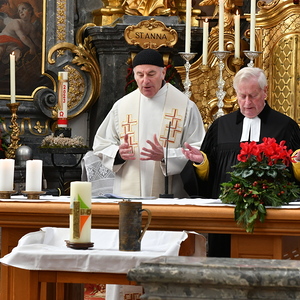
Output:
(127, 256), (300, 299)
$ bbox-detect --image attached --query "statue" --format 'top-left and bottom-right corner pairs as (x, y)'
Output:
(199, 0), (235, 34)
(122, 0), (176, 16)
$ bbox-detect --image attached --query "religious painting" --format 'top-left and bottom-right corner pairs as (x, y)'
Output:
(0, 0), (53, 98)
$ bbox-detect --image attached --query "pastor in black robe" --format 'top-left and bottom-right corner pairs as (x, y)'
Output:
(182, 102), (300, 257)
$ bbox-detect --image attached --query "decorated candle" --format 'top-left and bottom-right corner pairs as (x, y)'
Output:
(10, 52), (16, 103)
(25, 160), (43, 191)
(250, 0), (256, 51)
(202, 19), (209, 65)
(57, 71), (68, 128)
(218, 0), (224, 51)
(185, 0), (192, 53)
(69, 181), (92, 243)
(0, 159), (15, 191)
(234, 11), (240, 58)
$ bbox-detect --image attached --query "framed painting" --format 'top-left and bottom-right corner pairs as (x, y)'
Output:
(0, 0), (53, 99)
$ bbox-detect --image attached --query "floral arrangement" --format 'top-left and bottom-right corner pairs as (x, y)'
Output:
(40, 134), (88, 149)
(220, 137), (300, 233)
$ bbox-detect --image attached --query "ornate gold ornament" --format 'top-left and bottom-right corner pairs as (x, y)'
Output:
(48, 24), (101, 119)
(124, 18), (178, 50)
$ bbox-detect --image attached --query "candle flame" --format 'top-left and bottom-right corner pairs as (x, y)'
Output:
(205, 18), (208, 22)
(236, 10), (239, 15)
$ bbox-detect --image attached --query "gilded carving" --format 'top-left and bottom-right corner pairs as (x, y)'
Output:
(124, 18), (178, 49)
(48, 24), (101, 119)
(56, 0), (67, 43)
(122, 0), (177, 16)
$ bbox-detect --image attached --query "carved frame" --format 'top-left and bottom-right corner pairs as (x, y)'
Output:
(0, 0), (100, 123)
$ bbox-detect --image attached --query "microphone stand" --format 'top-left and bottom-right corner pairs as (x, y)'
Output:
(159, 121), (174, 198)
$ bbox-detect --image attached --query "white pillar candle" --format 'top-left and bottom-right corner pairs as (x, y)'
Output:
(250, 0), (256, 51)
(218, 0), (224, 51)
(0, 159), (15, 191)
(69, 181), (92, 243)
(185, 0), (192, 53)
(234, 11), (240, 58)
(57, 71), (68, 128)
(25, 160), (43, 191)
(10, 52), (16, 104)
(202, 19), (209, 65)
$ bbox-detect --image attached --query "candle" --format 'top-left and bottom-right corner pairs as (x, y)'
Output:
(25, 160), (43, 191)
(185, 0), (192, 53)
(69, 181), (92, 243)
(218, 0), (224, 51)
(10, 52), (16, 103)
(234, 11), (240, 58)
(57, 71), (68, 128)
(202, 19), (209, 65)
(250, 0), (256, 51)
(0, 159), (15, 191)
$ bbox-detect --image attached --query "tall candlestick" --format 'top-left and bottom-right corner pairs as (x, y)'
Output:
(69, 181), (92, 243)
(10, 52), (16, 104)
(0, 159), (15, 191)
(218, 0), (224, 51)
(25, 160), (43, 191)
(250, 0), (256, 51)
(234, 11), (240, 58)
(185, 0), (192, 53)
(202, 19), (209, 65)
(57, 71), (68, 128)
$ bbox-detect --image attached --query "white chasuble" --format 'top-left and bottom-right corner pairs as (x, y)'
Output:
(118, 84), (188, 197)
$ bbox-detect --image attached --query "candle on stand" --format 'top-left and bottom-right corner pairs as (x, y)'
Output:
(185, 0), (192, 53)
(234, 11), (240, 58)
(0, 159), (15, 191)
(10, 52), (16, 104)
(218, 0), (224, 51)
(202, 19), (209, 65)
(69, 181), (92, 243)
(250, 0), (256, 51)
(25, 160), (43, 191)
(57, 71), (68, 128)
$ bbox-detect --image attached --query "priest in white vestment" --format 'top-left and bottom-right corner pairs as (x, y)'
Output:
(93, 49), (205, 198)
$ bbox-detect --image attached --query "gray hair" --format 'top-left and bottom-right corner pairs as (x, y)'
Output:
(233, 67), (267, 92)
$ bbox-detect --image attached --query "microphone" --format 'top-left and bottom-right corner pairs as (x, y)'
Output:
(159, 121), (174, 198)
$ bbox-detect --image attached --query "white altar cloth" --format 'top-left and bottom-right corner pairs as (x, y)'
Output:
(0, 227), (199, 273)
(1, 195), (300, 209)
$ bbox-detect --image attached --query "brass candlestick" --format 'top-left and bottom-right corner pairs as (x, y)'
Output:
(5, 103), (21, 159)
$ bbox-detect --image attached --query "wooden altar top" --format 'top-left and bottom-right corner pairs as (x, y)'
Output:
(1, 197), (300, 237)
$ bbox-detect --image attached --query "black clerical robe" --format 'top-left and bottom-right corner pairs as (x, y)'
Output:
(181, 102), (300, 257)
(202, 102), (300, 199)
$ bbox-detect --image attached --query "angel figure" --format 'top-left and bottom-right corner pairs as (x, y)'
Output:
(199, 0), (235, 34)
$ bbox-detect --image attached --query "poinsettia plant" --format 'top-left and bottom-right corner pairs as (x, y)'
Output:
(220, 137), (300, 233)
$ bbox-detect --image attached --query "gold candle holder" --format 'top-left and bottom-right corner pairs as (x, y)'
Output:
(5, 103), (21, 159)
(21, 191), (46, 200)
(0, 191), (16, 199)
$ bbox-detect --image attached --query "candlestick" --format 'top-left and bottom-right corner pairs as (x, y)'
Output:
(202, 19), (209, 65)
(57, 71), (68, 128)
(234, 11), (240, 59)
(218, 0), (224, 51)
(10, 52), (16, 104)
(179, 52), (197, 98)
(250, 0), (256, 51)
(243, 50), (262, 67)
(212, 50), (230, 119)
(68, 181), (93, 249)
(25, 159), (43, 192)
(5, 103), (21, 159)
(0, 159), (15, 191)
(185, 0), (192, 53)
